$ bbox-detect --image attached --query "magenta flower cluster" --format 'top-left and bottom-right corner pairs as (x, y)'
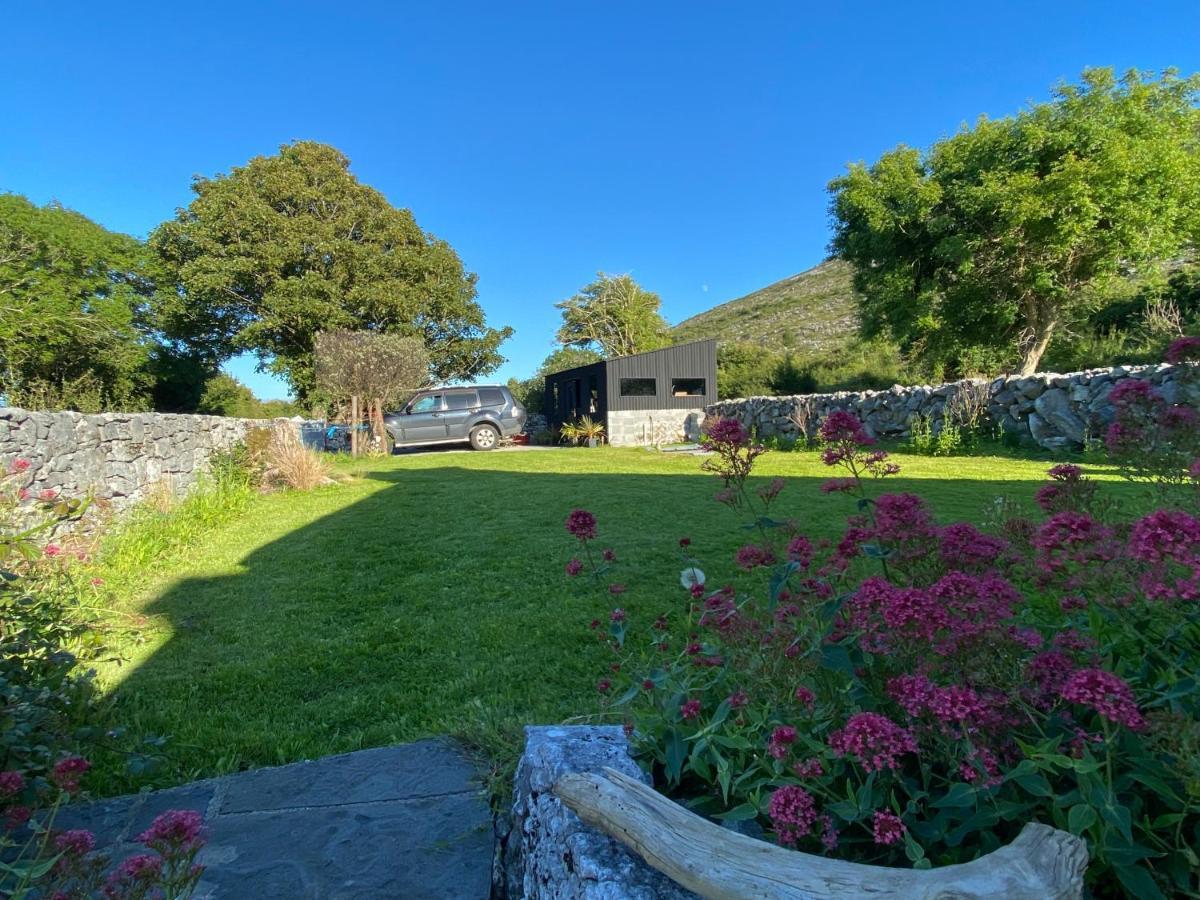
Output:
(767, 785), (817, 846)
(827, 712), (917, 772)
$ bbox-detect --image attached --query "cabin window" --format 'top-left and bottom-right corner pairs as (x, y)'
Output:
(671, 378), (706, 397)
(619, 378), (656, 397)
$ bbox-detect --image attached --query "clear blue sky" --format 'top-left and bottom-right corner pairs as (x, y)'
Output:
(3, 2), (1198, 400)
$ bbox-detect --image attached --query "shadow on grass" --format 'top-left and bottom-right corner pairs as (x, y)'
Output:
(100, 457), (1135, 795)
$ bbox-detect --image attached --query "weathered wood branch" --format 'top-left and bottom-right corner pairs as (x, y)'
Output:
(553, 768), (1087, 900)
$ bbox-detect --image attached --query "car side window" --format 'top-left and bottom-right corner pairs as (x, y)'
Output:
(445, 392), (478, 410)
(478, 387), (505, 407)
(410, 394), (443, 413)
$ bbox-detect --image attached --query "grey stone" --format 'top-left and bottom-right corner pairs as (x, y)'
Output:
(1033, 388), (1087, 444)
(57, 741), (493, 900)
(505, 726), (696, 900)
(219, 741), (478, 814)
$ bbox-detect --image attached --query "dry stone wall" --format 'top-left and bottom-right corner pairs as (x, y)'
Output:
(0, 407), (271, 518)
(705, 363), (1198, 451)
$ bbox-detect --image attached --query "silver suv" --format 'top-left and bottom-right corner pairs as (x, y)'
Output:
(384, 385), (527, 451)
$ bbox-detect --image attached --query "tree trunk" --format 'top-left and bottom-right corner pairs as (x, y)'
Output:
(1018, 298), (1058, 376)
(554, 768), (1088, 900)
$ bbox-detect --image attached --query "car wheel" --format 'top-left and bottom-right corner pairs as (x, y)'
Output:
(469, 423), (499, 451)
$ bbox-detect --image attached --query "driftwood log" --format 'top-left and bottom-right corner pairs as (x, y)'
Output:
(553, 767), (1088, 900)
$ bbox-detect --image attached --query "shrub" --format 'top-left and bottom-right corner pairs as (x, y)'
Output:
(1105, 338), (1200, 496)
(565, 416), (1199, 897)
(262, 423), (331, 491)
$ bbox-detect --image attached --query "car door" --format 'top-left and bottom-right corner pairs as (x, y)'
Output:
(441, 390), (479, 439)
(400, 393), (447, 442)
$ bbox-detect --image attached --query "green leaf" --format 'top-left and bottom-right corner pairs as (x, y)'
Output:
(714, 803), (759, 822)
(1113, 864), (1165, 900)
(1067, 804), (1096, 834)
(664, 730), (687, 784)
(931, 782), (977, 809)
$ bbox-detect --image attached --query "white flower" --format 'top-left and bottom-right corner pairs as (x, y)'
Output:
(680, 567), (705, 590)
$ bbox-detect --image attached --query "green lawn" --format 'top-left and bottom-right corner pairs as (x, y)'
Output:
(88, 445), (1129, 796)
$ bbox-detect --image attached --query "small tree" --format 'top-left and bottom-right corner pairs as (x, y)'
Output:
(555, 273), (670, 357)
(314, 331), (429, 455)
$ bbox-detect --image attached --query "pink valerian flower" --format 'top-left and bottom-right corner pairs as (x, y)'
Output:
(680, 699), (702, 721)
(887, 674), (936, 717)
(679, 537), (692, 548)
(17, 487), (30, 500)
(50, 756), (90, 793)
(1033, 512), (1116, 573)
(596, 679), (611, 693)
(938, 523), (1007, 573)
(793, 757), (825, 779)
(768, 725), (797, 759)
(602, 548), (616, 562)
(0, 771), (24, 797)
(794, 685), (815, 707)
(105, 853), (164, 894)
(872, 809), (906, 845)
(1129, 509), (1200, 564)
(1129, 509), (1200, 601)
(1165, 335), (1200, 365)
(1060, 668), (1146, 730)
(786, 536), (812, 568)
(565, 558), (583, 576)
(8, 458), (30, 473)
(828, 712), (917, 772)
(6, 805), (32, 829)
(54, 829), (96, 856)
(959, 746), (1003, 786)
(758, 477), (786, 502)
(37, 488), (59, 501)
(820, 478), (857, 493)
(768, 785), (818, 846)
(565, 509), (597, 541)
(1025, 651), (1076, 706)
(44, 543), (64, 558)
(137, 809), (206, 853)
(735, 543), (775, 570)
(608, 583), (626, 595)
(641, 679), (655, 691)
(820, 814), (839, 851)
(818, 410), (873, 447)
(703, 417), (749, 447)
(609, 608), (625, 623)
(928, 685), (987, 723)
(1108, 378), (1159, 408)
(726, 690), (749, 709)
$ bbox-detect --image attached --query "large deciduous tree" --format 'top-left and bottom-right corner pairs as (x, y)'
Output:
(0, 194), (161, 411)
(830, 68), (1200, 377)
(151, 141), (512, 399)
(555, 273), (670, 358)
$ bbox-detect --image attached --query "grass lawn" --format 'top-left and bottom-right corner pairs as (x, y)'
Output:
(87, 444), (1134, 797)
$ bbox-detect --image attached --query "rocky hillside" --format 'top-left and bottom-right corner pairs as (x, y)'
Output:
(672, 259), (860, 353)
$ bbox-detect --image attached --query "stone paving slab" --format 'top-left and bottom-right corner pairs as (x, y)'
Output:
(60, 739), (493, 899)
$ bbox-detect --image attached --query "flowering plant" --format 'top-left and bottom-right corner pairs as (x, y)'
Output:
(565, 416), (1199, 898)
(1105, 338), (1200, 495)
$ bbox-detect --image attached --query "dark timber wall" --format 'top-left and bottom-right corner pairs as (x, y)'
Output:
(543, 340), (717, 427)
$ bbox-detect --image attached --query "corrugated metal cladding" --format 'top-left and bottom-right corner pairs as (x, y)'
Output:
(605, 340), (717, 410)
(543, 340), (718, 425)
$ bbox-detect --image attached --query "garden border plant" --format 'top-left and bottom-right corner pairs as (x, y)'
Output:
(563, 340), (1200, 898)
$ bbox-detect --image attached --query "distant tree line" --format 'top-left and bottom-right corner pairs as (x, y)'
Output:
(1, 142), (511, 414)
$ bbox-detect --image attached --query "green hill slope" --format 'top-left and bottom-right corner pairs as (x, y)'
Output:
(672, 259), (859, 353)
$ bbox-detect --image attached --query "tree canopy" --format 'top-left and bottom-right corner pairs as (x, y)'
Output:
(554, 273), (670, 358)
(314, 330), (429, 410)
(0, 194), (162, 411)
(151, 141), (512, 400)
(830, 68), (1200, 376)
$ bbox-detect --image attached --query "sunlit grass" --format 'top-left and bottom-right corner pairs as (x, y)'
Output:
(83, 445), (1134, 798)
